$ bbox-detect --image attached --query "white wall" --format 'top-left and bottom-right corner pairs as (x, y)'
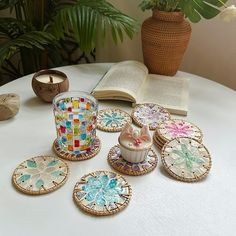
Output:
(96, 0), (236, 90)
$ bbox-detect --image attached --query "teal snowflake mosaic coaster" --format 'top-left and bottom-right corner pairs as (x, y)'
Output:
(73, 171), (132, 216)
(161, 137), (211, 182)
(97, 109), (132, 132)
(12, 156), (69, 195)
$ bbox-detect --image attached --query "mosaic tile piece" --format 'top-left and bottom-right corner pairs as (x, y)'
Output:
(73, 171), (132, 216)
(108, 145), (158, 176)
(131, 103), (171, 130)
(53, 136), (101, 161)
(12, 156), (68, 195)
(161, 137), (211, 182)
(97, 109), (132, 132)
(157, 119), (203, 142)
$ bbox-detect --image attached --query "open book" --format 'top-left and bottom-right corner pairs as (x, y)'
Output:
(91, 61), (189, 115)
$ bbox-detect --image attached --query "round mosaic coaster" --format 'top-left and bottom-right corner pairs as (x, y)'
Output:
(53, 136), (101, 161)
(97, 109), (132, 132)
(107, 145), (158, 176)
(157, 119), (203, 143)
(131, 103), (171, 130)
(73, 170), (132, 216)
(12, 156), (68, 195)
(161, 137), (211, 182)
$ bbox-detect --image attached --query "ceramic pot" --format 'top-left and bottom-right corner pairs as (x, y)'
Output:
(118, 137), (152, 163)
(141, 10), (191, 76)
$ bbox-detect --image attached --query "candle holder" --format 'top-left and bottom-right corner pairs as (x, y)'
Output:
(32, 69), (69, 102)
(52, 91), (101, 161)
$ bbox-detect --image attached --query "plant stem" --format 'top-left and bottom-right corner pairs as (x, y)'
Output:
(217, 0), (227, 8)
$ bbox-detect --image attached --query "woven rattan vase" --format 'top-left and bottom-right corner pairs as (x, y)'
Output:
(141, 10), (191, 76)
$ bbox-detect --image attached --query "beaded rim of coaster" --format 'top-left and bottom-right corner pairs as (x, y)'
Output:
(107, 145), (158, 176)
(156, 119), (203, 143)
(12, 156), (69, 195)
(161, 137), (212, 182)
(131, 103), (171, 130)
(73, 170), (132, 216)
(97, 108), (132, 132)
(53, 136), (101, 161)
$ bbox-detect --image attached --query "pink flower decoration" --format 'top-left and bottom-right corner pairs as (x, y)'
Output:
(120, 123), (151, 146)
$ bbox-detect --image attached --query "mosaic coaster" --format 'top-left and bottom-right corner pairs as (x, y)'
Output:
(97, 109), (132, 132)
(53, 136), (101, 161)
(131, 103), (171, 130)
(73, 170), (132, 216)
(12, 156), (68, 195)
(161, 137), (211, 182)
(157, 119), (203, 143)
(107, 145), (158, 176)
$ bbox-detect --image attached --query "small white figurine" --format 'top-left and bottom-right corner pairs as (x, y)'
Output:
(118, 123), (152, 163)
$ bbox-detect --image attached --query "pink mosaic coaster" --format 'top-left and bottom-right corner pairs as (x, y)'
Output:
(157, 119), (203, 142)
(131, 103), (171, 130)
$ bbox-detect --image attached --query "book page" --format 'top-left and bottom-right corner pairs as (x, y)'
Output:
(93, 61), (148, 102)
(137, 74), (189, 115)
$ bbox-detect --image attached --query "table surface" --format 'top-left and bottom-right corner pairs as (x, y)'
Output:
(0, 63), (236, 236)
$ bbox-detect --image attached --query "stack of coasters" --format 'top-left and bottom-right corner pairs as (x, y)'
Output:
(131, 103), (171, 130)
(153, 119), (203, 150)
(97, 108), (132, 132)
(12, 156), (69, 195)
(73, 170), (132, 216)
(161, 137), (211, 182)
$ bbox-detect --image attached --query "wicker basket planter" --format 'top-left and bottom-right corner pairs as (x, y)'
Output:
(141, 10), (191, 76)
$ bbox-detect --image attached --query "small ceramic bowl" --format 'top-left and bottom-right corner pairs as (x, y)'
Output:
(118, 137), (152, 163)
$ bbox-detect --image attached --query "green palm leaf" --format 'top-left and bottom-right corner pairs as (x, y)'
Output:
(49, 0), (137, 53)
(0, 31), (56, 65)
(179, 0), (228, 23)
(0, 17), (30, 39)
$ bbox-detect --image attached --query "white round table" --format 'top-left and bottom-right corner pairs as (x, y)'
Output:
(0, 63), (235, 236)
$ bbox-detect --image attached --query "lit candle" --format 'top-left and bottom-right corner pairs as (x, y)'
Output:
(36, 74), (64, 84)
(32, 69), (69, 102)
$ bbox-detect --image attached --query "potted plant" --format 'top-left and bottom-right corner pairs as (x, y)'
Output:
(139, 0), (229, 76)
(0, 0), (136, 81)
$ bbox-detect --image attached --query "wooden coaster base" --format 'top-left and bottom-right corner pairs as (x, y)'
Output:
(53, 137), (101, 161)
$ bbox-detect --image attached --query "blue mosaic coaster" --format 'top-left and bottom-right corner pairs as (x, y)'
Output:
(97, 109), (132, 132)
(12, 156), (69, 195)
(73, 170), (132, 216)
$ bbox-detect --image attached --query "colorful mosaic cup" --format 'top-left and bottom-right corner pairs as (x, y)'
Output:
(53, 91), (98, 154)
